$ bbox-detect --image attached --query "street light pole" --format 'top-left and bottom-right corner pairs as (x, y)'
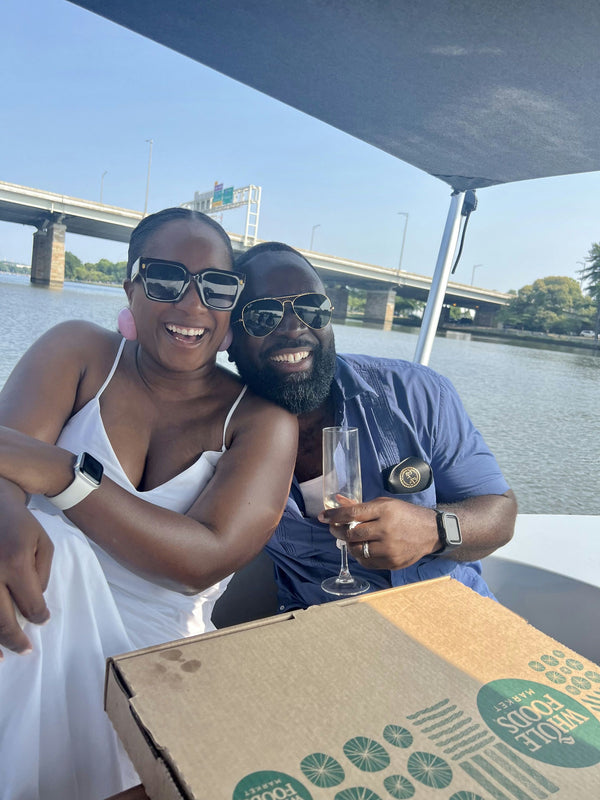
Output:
(100, 170), (108, 203)
(143, 139), (153, 216)
(310, 224), (321, 250)
(396, 212), (409, 275)
(471, 263), (483, 285)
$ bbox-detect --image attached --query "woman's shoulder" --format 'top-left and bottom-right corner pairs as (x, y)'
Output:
(236, 384), (297, 434)
(38, 320), (117, 348)
(30, 322), (123, 388)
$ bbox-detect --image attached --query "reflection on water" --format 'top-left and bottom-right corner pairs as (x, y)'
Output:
(2, 273), (599, 514)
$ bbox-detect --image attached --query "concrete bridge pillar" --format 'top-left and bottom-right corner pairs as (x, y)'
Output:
(364, 288), (396, 330)
(474, 307), (497, 327)
(30, 218), (66, 287)
(327, 285), (349, 322)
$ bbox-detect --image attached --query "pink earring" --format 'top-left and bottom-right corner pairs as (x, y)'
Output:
(218, 328), (233, 351)
(117, 308), (138, 341)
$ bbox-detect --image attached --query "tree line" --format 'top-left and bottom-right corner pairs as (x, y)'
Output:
(497, 243), (600, 336)
(64, 252), (127, 284)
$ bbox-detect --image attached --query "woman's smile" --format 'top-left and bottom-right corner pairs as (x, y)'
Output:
(165, 322), (207, 343)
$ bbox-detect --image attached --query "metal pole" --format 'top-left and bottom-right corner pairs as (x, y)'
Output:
(310, 224), (321, 250)
(100, 170), (108, 204)
(143, 139), (153, 216)
(471, 263), (483, 285)
(413, 191), (465, 366)
(396, 212), (409, 274)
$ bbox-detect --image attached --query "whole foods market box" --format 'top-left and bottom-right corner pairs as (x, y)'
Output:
(105, 577), (600, 799)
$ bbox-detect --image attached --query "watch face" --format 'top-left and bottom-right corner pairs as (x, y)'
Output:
(444, 513), (462, 546)
(80, 452), (104, 485)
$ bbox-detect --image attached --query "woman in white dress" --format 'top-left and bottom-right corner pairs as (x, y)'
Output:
(0, 208), (298, 799)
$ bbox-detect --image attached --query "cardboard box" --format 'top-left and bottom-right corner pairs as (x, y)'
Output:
(105, 577), (600, 799)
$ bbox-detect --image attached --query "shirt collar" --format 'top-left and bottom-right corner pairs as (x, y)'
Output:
(333, 354), (379, 401)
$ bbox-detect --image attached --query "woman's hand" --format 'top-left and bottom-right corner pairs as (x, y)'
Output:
(0, 487), (53, 657)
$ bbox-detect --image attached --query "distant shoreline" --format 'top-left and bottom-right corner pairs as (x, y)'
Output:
(439, 324), (599, 353)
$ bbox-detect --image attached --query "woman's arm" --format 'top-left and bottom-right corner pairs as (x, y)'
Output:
(0, 402), (297, 594)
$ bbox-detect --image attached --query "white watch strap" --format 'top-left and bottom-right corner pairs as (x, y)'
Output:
(48, 474), (98, 510)
(48, 454), (102, 511)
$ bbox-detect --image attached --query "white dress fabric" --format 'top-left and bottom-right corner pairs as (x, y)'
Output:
(0, 339), (245, 800)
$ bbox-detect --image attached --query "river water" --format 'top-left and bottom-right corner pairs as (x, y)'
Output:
(1, 273), (598, 515)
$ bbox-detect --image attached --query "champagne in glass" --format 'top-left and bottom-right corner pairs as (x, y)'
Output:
(321, 426), (370, 596)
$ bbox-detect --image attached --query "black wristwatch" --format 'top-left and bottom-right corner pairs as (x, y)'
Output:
(48, 452), (104, 511)
(434, 511), (462, 554)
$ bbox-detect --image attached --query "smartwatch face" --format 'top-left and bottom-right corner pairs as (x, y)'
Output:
(444, 513), (462, 546)
(80, 452), (104, 485)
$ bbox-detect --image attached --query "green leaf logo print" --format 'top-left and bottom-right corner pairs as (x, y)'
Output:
(382, 725), (413, 749)
(383, 774), (415, 798)
(300, 753), (345, 787)
(335, 788), (382, 800)
(406, 752), (453, 788)
(343, 737), (391, 772)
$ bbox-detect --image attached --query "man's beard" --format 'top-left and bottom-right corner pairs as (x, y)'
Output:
(235, 341), (336, 415)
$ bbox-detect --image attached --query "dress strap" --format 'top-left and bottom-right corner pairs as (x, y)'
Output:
(95, 338), (127, 400)
(222, 385), (248, 450)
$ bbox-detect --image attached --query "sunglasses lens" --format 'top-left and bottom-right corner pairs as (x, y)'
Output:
(201, 271), (242, 310)
(145, 262), (186, 301)
(294, 294), (332, 329)
(243, 298), (285, 337)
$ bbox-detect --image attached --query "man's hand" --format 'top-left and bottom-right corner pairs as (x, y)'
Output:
(0, 504), (53, 658)
(318, 491), (517, 571)
(319, 497), (439, 570)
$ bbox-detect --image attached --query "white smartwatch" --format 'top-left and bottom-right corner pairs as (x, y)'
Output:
(48, 452), (104, 511)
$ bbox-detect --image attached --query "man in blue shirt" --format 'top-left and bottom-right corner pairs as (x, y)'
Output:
(228, 242), (517, 611)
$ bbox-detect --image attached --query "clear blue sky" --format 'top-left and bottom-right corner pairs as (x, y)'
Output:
(1, 0), (598, 293)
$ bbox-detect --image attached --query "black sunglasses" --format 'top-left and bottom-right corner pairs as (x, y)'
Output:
(235, 293), (334, 338)
(130, 257), (245, 310)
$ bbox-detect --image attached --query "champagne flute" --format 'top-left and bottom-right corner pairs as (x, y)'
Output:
(321, 426), (370, 596)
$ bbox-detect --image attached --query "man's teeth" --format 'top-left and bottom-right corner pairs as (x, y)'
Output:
(166, 323), (205, 337)
(271, 351), (310, 363)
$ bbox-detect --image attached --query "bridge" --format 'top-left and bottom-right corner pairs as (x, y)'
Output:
(0, 180), (510, 327)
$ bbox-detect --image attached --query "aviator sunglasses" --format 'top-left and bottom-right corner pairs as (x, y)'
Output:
(130, 257), (245, 310)
(235, 293), (334, 338)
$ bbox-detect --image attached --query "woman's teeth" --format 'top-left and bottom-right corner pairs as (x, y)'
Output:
(166, 323), (205, 338)
(270, 351), (309, 363)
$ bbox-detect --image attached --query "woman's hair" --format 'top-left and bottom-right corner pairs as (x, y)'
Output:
(126, 207), (234, 277)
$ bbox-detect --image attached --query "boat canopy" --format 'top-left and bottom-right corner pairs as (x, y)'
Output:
(70, 0), (600, 190)
(70, 0), (600, 361)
